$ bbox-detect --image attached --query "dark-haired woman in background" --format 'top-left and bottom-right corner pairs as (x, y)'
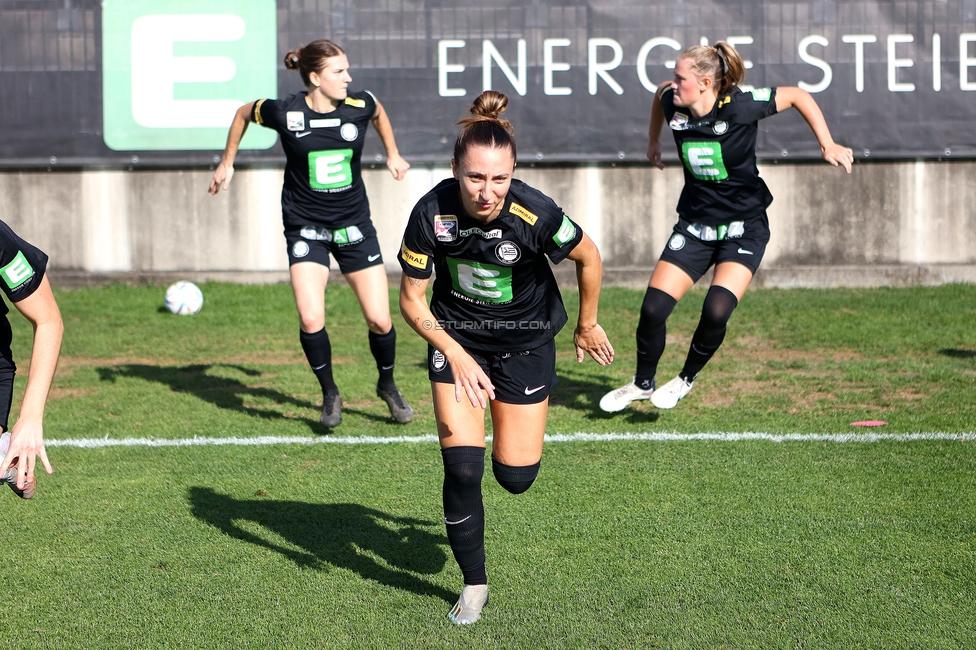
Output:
(399, 90), (614, 624)
(210, 40), (414, 427)
(600, 42), (853, 413)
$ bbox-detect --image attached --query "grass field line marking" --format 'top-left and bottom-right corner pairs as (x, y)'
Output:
(46, 431), (976, 449)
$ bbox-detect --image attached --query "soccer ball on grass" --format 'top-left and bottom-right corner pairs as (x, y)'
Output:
(165, 281), (204, 316)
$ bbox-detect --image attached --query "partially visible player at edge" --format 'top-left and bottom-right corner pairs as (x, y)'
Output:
(600, 42), (853, 413)
(0, 219), (63, 499)
(209, 40), (414, 427)
(399, 90), (614, 625)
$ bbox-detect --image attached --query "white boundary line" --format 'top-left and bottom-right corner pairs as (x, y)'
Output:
(46, 431), (976, 449)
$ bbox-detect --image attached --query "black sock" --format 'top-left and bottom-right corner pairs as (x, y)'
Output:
(368, 327), (397, 391)
(442, 446), (487, 586)
(299, 328), (338, 396)
(680, 286), (739, 381)
(491, 457), (541, 495)
(635, 287), (677, 389)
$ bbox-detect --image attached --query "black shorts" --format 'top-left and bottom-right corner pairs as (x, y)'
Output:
(427, 338), (557, 405)
(658, 213), (770, 282)
(284, 220), (383, 274)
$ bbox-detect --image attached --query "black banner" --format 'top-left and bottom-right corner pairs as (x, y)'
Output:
(1, 0), (974, 167)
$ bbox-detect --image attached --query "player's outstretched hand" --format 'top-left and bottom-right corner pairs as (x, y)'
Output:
(446, 349), (495, 408)
(822, 143), (854, 173)
(209, 164), (235, 195)
(646, 140), (665, 170)
(575, 323), (614, 365)
(2, 420), (53, 493)
(387, 154), (410, 181)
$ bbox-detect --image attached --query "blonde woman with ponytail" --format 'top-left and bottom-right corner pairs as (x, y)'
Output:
(399, 90), (614, 624)
(601, 42), (853, 413)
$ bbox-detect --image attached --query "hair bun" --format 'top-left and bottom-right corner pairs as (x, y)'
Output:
(283, 47), (302, 70)
(471, 90), (509, 120)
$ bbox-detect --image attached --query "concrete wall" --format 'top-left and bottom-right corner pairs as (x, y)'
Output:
(1, 160), (974, 288)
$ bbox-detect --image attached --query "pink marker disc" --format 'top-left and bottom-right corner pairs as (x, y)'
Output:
(851, 420), (888, 427)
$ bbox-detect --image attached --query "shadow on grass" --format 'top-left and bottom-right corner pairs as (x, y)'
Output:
(550, 367), (661, 424)
(188, 487), (454, 602)
(939, 348), (976, 359)
(96, 364), (323, 429)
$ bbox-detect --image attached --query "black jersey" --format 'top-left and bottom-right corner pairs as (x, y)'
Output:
(661, 86), (779, 226)
(253, 90), (377, 229)
(399, 178), (584, 352)
(0, 219), (48, 319)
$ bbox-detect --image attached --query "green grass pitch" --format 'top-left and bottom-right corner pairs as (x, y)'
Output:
(1, 282), (974, 648)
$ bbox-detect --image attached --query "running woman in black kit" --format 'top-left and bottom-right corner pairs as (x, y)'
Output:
(399, 91), (615, 624)
(0, 220), (63, 499)
(600, 42), (853, 413)
(210, 40), (413, 427)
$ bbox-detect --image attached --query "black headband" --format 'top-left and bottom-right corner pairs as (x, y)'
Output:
(715, 47), (728, 76)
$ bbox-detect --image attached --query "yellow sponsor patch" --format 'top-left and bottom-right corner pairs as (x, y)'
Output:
(400, 242), (429, 269)
(254, 99), (266, 124)
(509, 203), (538, 226)
(344, 97), (367, 108)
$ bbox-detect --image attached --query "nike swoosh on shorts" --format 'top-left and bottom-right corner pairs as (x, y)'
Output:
(524, 385), (546, 395)
(368, 253), (381, 262)
(737, 248), (754, 255)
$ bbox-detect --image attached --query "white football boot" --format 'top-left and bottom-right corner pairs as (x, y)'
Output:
(599, 378), (655, 412)
(650, 376), (694, 409)
(448, 584), (489, 625)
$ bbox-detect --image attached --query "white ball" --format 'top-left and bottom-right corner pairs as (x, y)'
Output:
(165, 281), (204, 316)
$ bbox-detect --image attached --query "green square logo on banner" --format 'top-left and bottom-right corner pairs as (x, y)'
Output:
(102, 0), (278, 151)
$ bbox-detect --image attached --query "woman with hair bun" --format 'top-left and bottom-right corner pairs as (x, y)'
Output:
(399, 90), (614, 624)
(209, 40), (414, 427)
(600, 41), (853, 413)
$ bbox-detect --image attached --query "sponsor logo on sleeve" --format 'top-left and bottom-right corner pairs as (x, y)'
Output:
(750, 88), (772, 102)
(401, 242), (429, 269)
(1, 251), (35, 290)
(509, 202), (538, 226)
(434, 215), (458, 242)
(344, 97), (367, 108)
(552, 215), (577, 246)
(286, 111), (305, 131)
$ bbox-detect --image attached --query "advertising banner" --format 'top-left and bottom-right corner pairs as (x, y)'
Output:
(0, 0), (974, 166)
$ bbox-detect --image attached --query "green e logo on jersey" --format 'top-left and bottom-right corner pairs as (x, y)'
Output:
(681, 141), (729, 181)
(446, 258), (513, 304)
(102, 0), (278, 151)
(309, 150), (354, 190)
(1, 251), (35, 290)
